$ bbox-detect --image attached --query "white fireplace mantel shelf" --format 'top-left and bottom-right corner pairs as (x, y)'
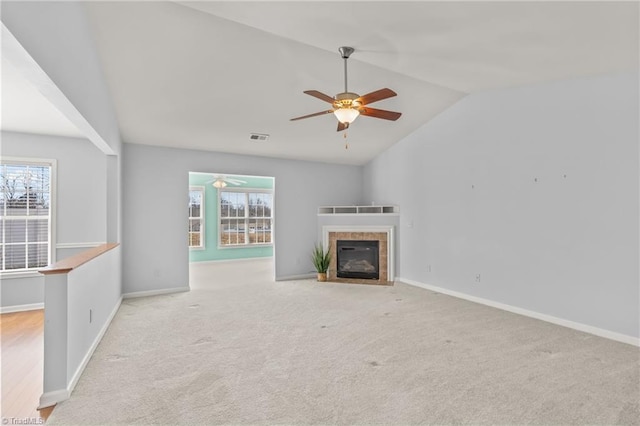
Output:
(318, 205), (399, 216)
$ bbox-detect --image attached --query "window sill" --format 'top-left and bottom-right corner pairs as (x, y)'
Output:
(189, 246), (206, 251)
(217, 244), (273, 250)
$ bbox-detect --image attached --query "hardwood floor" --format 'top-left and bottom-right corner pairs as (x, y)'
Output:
(1, 309), (54, 422)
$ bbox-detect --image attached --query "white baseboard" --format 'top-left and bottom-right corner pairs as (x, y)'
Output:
(0, 302), (44, 314)
(123, 286), (190, 299)
(397, 277), (639, 347)
(38, 296), (123, 409)
(38, 389), (70, 409)
(276, 273), (315, 281)
(190, 257), (273, 265)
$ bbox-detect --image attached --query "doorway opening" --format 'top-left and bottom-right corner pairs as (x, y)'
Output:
(187, 172), (275, 286)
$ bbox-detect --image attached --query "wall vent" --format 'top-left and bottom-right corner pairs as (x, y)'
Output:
(250, 133), (269, 141)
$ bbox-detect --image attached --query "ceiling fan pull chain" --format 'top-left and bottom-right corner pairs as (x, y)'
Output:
(344, 130), (349, 149)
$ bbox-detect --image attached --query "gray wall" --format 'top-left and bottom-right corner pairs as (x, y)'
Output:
(1, 131), (108, 308)
(363, 73), (639, 338)
(122, 143), (363, 293)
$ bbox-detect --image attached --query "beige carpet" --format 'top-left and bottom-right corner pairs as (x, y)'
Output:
(49, 258), (639, 425)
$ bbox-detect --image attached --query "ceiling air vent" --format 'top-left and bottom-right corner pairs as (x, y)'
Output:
(250, 133), (269, 141)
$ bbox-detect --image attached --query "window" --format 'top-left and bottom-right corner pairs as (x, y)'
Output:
(188, 187), (204, 248)
(219, 190), (272, 246)
(0, 159), (54, 272)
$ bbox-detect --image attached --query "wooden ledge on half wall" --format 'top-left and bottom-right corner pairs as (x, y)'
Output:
(39, 243), (119, 275)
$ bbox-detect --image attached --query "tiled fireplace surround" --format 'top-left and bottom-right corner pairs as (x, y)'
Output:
(322, 226), (395, 286)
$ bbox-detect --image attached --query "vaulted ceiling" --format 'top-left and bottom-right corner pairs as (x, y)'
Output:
(4, 2), (639, 165)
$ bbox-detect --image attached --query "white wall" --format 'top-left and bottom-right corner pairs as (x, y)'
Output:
(2, 0), (123, 244)
(66, 246), (121, 388)
(363, 73), (639, 339)
(1, 131), (108, 309)
(1, 1), (121, 155)
(41, 245), (121, 407)
(122, 143), (363, 293)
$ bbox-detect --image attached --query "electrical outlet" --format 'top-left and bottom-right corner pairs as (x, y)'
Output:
(475, 274), (481, 283)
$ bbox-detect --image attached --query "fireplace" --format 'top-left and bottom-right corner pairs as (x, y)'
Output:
(323, 226), (394, 285)
(337, 240), (379, 280)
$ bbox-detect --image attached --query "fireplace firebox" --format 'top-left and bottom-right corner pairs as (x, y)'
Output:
(336, 240), (379, 280)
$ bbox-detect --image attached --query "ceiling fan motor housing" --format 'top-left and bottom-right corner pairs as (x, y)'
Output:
(334, 92), (361, 108)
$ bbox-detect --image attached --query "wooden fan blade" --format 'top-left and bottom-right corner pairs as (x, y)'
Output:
(359, 107), (402, 121)
(304, 90), (335, 104)
(337, 121), (349, 132)
(355, 88), (397, 106)
(290, 110), (334, 121)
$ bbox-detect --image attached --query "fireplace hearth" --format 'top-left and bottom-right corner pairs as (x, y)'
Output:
(337, 240), (379, 280)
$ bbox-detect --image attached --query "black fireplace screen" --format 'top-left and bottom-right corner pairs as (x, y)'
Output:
(336, 240), (379, 280)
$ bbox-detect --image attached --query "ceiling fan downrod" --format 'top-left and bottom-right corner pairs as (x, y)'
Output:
(338, 46), (354, 93)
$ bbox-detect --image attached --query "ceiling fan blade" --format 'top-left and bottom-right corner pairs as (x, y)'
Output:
(225, 178), (247, 185)
(290, 110), (334, 121)
(355, 88), (397, 106)
(359, 107), (402, 121)
(304, 90), (335, 104)
(337, 121), (349, 132)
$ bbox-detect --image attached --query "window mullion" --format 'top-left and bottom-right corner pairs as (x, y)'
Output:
(244, 192), (249, 245)
(1, 167), (4, 269)
(24, 210), (29, 269)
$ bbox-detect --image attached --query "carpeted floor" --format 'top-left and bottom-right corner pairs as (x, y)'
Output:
(48, 258), (639, 425)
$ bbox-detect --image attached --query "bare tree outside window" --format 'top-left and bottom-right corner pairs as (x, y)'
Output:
(188, 188), (204, 248)
(0, 163), (51, 271)
(220, 190), (272, 246)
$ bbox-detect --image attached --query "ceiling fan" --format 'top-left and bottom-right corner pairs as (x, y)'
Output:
(291, 46), (402, 132)
(206, 175), (247, 189)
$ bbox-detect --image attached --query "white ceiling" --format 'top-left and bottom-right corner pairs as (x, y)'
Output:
(182, 1), (639, 92)
(4, 1), (638, 166)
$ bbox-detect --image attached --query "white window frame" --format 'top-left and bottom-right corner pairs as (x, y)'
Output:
(0, 157), (57, 276)
(218, 188), (273, 248)
(189, 186), (205, 249)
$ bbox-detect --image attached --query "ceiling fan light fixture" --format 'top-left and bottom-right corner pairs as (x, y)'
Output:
(212, 179), (227, 189)
(290, 46), (401, 131)
(334, 107), (360, 124)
